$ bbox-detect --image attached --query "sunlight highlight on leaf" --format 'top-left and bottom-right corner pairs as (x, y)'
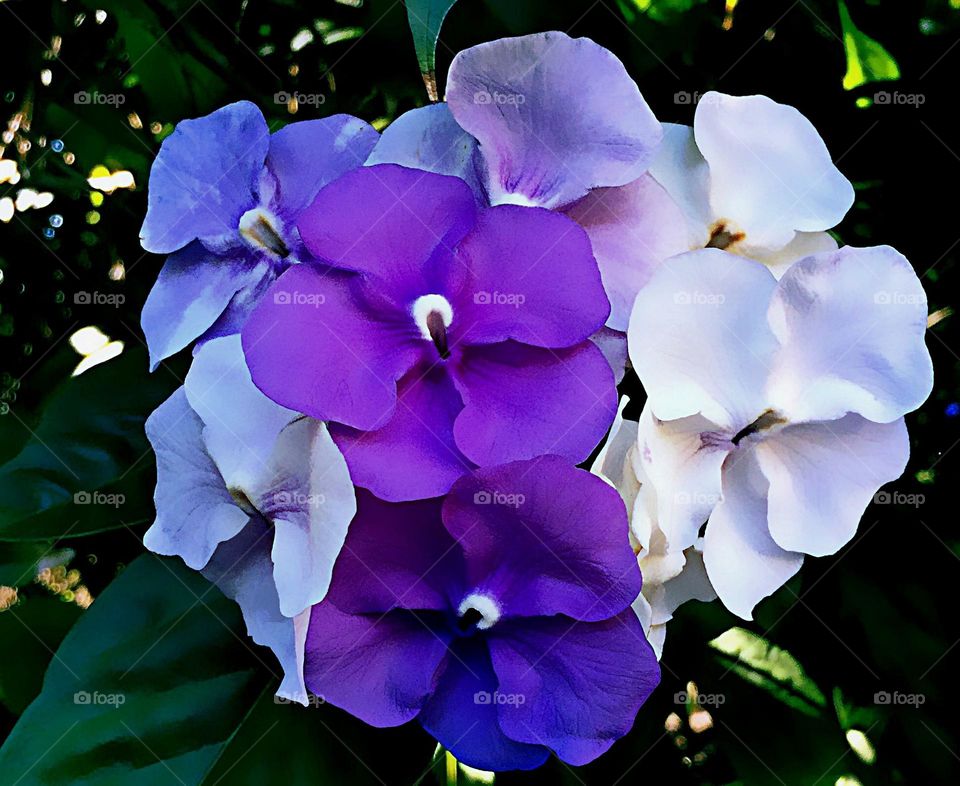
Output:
(839, 0), (900, 90)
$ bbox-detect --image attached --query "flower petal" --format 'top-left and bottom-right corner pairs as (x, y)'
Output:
(565, 174), (691, 330)
(488, 611), (659, 766)
(453, 341), (617, 467)
(752, 230), (838, 279)
(266, 114), (378, 219)
(447, 32), (661, 209)
(322, 490), (461, 614)
(757, 415), (909, 556)
(419, 639), (550, 771)
(765, 245), (933, 424)
(184, 334), (296, 492)
(242, 265), (422, 430)
(202, 516), (310, 704)
(296, 164), (477, 292)
(694, 92), (854, 251)
(330, 366), (472, 502)
(141, 101), (268, 253)
(703, 450), (803, 619)
(141, 243), (264, 371)
(629, 248), (778, 431)
(304, 604), (451, 726)
(253, 418), (357, 617)
(634, 404), (727, 550)
(143, 389), (250, 570)
(453, 205), (609, 347)
(442, 455), (639, 622)
(365, 104), (484, 199)
(646, 123), (712, 246)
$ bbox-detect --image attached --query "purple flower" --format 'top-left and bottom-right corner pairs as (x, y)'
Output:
(241, 164), (617, 501)
(139, 100), (378, 369)
(304, 456), (660, 771)
(367, 31), (689, 331)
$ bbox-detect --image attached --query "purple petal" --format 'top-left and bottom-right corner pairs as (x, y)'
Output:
(242, 265), (422, 430)
(366, 104), (485, 200)
(296, 164), (477, 293)
(489, 612), (659, 765)
(329, 365), (472, 501)
(141, 243), (265, 371)
(441, 456), (640, 621)
(322, 489), (463, 615)
(143, 389), (250, 570)
(419, 639), (550, 771)
(141, 101), (268, 253)
(266, 114), (379, 219)
(447, 32), (661, 209)
(452, 205), (609, 347)
(202, 516), (310, 704)
(304, 603), (450, 726)
(453, 341), (617, 466)
(565, 174), (691, 330)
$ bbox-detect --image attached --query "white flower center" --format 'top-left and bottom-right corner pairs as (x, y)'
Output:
(457, 592), (501, 631)
(239, 207), (289, 258)
(412, 294), (454, 359)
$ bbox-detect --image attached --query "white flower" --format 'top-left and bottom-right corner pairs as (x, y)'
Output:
(627, 245), (932, 619)
(593, 398), (716, 658)
(144, 335), (356, 703)
(647, 92), (855, 277)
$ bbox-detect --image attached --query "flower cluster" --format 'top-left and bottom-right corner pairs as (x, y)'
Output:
(139, 31), (932, 771)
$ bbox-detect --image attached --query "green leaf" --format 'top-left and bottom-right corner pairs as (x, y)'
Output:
(709, 627), (828, 717)
(0, 350), (174, 541)
(404, 0), (459, 100)
(0, 596), (83, 715)
(0, 555), (266, 785)
(838, 0), (900, 91)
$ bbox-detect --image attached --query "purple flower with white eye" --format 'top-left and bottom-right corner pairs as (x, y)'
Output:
(367, 31), (689, 332)
(139, 100), (378, 369)
(304, 456), (660, 771)
(241, 164), (617, 502)
(143, 335), (356, 703)
(647, 91), (855, 276)
(627, 246), (933, 618)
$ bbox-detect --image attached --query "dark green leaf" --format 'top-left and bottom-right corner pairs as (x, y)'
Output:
(404, 0), (459, 100)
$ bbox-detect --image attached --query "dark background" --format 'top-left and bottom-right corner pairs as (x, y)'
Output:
(1, 0), (958, 783)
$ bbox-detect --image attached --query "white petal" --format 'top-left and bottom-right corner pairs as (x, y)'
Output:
(185, 334), (296, 491)
(202, 517), (310, 705)
(252, 418), (357, 618)
(591, 395), (641, 508)
(750, 231), (838, 279)
(143, 389), (249, 570)
(704, 449), (803, 620)
(629, 248), (778, 430)
(756, 415), (909, 556)
(765, 245), (933, 424)
(695, 92), (854, 251)
(565, 174), (691, 330)
(634, 403), (728, 550)
(647, 123), (712, 246)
